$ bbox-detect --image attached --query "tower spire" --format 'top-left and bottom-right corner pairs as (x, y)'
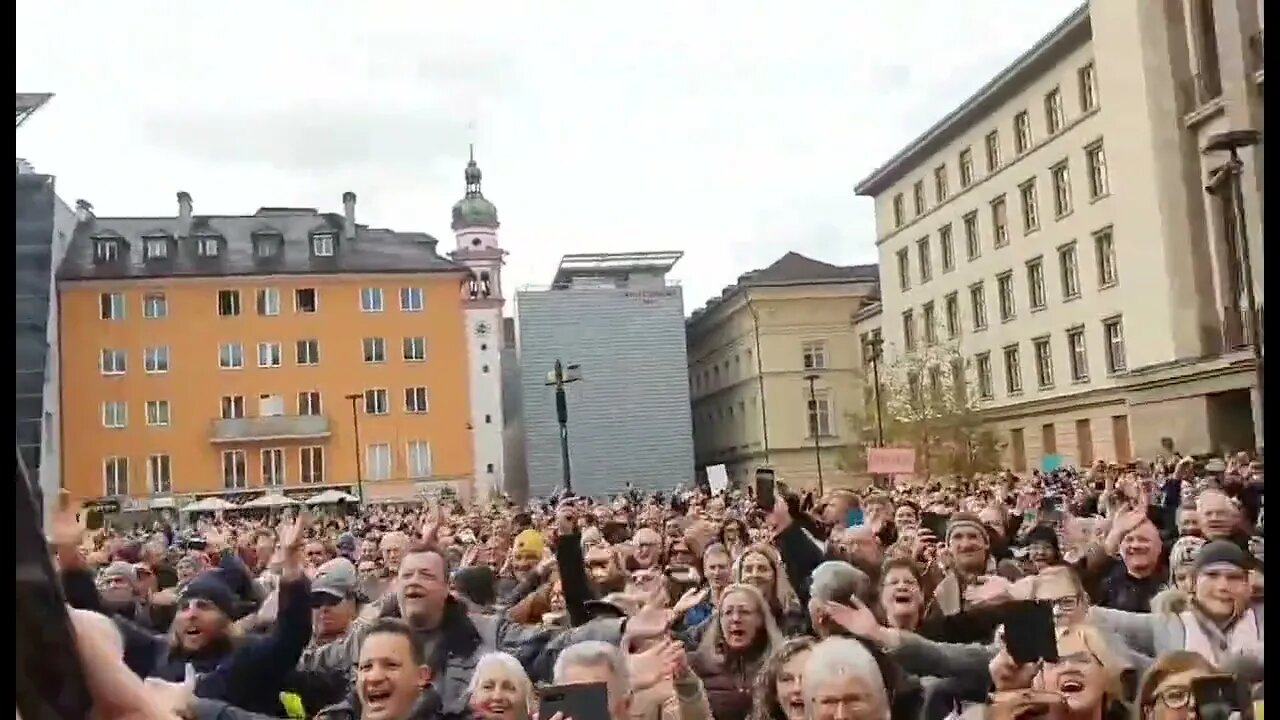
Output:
(464, 144), (483, 197)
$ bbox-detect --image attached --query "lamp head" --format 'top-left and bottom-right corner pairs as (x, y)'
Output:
(1204, 129), (1261, 154)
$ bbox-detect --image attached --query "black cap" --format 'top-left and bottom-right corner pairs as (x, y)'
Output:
(1193, 539), (1253, 574)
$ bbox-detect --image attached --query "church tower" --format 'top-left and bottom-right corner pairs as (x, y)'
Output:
(450, 147), (506, 500)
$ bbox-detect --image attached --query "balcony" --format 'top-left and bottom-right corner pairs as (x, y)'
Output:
(210, 414), (332, 443)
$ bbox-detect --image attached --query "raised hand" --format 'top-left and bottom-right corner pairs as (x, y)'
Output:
(671, 586), (709, 616)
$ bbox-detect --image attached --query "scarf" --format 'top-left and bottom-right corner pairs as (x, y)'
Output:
(1180, 604), (1263, 667)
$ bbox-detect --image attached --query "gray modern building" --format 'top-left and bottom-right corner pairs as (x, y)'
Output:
(15, 163), (75, 524)
(515, 252), (695, 498)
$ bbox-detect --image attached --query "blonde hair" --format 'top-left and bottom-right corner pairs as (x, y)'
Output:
(468, 652), (535, 718)
(698, 583), (784, 662)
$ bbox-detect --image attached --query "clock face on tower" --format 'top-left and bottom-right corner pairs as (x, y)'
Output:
(475, 321), (491, 337)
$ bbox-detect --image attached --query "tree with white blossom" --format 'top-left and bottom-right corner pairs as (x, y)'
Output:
(840, 333), (1003, 479)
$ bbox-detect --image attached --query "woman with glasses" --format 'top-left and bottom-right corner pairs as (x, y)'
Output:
(690, 584), (784, 720)
(1132, 651), (1217, 720)
(986, 625), (1132, 720)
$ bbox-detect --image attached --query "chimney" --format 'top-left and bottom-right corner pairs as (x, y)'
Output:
(176, 191), (193, 237)
(74, 199), (94, 223)
(342, 191), (357, 240)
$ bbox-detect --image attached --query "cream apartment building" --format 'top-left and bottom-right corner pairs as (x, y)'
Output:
(854, 1), (1264, 472)
(686, 252), (879, 491)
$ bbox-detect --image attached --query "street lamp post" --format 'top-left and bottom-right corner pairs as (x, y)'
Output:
(545, 360), (582, 493)
(1203, 129), (1264, 455)
(863, 334), (887, 491)
(343, 393), (365, 503)
(804, 373), (825, 496)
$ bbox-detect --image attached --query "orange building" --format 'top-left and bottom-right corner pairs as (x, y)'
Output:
(57, 192), (477, 512)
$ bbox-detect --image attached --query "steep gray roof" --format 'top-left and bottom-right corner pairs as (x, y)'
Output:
(58, 207), (466, 282)
(688, 251), (880, 322)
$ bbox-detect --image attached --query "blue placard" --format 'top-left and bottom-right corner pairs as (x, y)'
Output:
(1042, 454), (1064, 472)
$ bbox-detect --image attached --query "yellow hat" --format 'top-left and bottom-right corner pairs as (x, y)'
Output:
(514, 530), (545, 557)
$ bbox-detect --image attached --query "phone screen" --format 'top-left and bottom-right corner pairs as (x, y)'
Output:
(755, 468), (776, 512)
(15, 459), (94, 719)
(1190, 675), (1242, 720)
(539, 682), (610, 720)
(846, 509), (865, 528)
(1003, 600), (1059, 665)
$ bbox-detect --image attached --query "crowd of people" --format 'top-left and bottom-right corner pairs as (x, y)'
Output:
(38, 452), (1264, 719)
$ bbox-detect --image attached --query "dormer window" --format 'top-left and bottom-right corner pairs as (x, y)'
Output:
(196, 235), (221, 258)
(311, 232), (336, 257)
(143, 236), (171, 261)
(93, 237), (120, 263)
(253, 232), (283, 259)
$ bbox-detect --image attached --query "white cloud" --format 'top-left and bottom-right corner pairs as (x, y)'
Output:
(17, 0), (1080, 312)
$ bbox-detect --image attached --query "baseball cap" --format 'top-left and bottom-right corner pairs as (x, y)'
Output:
(312, 558), (359, 600)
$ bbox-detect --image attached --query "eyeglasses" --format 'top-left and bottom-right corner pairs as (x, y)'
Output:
(1153, 685), (1192, 709)
(1044, 594), (1080, 612)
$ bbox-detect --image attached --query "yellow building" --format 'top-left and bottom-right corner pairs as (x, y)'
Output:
(57, 191), (478, 511)
(686, 252), (880, 491)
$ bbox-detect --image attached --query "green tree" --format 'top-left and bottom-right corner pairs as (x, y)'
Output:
(840, 337), (1003, 480)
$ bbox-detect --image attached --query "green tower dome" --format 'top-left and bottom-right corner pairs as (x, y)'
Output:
(451, 147), (499, 230)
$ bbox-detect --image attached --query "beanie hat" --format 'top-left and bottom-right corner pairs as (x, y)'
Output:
(1024, 524), (1060, 556)
(513, 529), (545, 558)
(180, 571), (237, 616)
(1193, 539), (1252, 575)
(100, 560), (138, 584)
(945, 513), (990, 546)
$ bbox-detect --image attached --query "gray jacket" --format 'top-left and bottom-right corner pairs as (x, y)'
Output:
(1087, 601), (1264, 681)
(885, 625), (1153, 684)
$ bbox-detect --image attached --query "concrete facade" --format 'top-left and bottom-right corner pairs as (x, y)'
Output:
(515, 252), (695, 498)
(686, 253), (880, 492)
(854, 1), (1264, 471)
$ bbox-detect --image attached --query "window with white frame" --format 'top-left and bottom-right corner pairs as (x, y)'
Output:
(1044, 87), (1065, 134)
(406, 441), (432, 478)
(801, 341), (828, 370)
(1094, 227), (1118, 287)
(100, 292), (125, 320)
(896, 248), (910, 290)
(1103, 317), (1127, 373)
(1085, 141), (1109, 198)
(1018, 179), (1039, 233)
(300, 447), (324, 484)
(296, 339), (320, 365)
(1027, 257), (1047, 310)
(145, 400), (170, 427)
(104, 457), (129, 495)
(1078, 62), (1098, 112)
(902, 310), (916, 351)
(219, 343), (244, 370)
(964, 212), (981, 259)
(257, 342), (283, 368)
(975, 353), (993, 399)
(997, 272), (1016, 322)
(1067, 326), (1089, 382)
(403, 336), (427, 362)
(102, 401), (128, 429)
(400, 287), (424, 312)
(970, 283), (988, 331)
(363, 337), (386, 364)
(256, 288), (281, 316)
(101, 349), (127, 375)
(1004, 344), (1023, 394)
(992, 196), (1010, 247)
(944, 293), (960, 339)
(311, 233), (335, 257)
(1051, 161), (1073, 217)
(144, 346), (170, 373)
(1033, 337), (1055, 388)
(363, 388), (389, 415)
(985, 131), (1002, 171)
(1014, 111), (1033, 153)
(912, 180), (926, 215)
(297, 391), (322, 416)
(143, 292), (168, 319)
(933, 165), (949, 202)
(221, 395), (245, 419)
(892, 194), (905, 227)
(261, 448), (285, 487)
(360, 287), (384, 312)
(959, 147), (974, 187)
(95, 239), (120, 263)
(1059, 243), (1081, 299)
(217, 289), (241, 317)
(367, 443), (393, 480)
(295, 288), (318, 313)
(405, 387), (429, 414)
(917, 237), (932, 283)
(144, 237), (168, 260)
(922, 302), (938, 345)
(939, 224), (955, 272)
(806, 390), (832, 437)
(197, 236), (220, 257)
(147, 454), (172, 494)
(222, 449), (247, 489)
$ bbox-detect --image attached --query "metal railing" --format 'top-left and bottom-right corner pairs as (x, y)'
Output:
(210, 414), (332, 443)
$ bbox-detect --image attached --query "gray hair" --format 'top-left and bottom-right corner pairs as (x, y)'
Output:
(801, 637), (889, 719)
(468, 652), (535, 716)
(810, 561), (869, 606)
(553, 640), (630, 698)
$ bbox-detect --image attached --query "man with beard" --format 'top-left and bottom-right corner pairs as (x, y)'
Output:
(95, 561), (164, 631)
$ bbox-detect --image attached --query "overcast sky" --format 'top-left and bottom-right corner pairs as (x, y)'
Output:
(17, 1), (1080, 314)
